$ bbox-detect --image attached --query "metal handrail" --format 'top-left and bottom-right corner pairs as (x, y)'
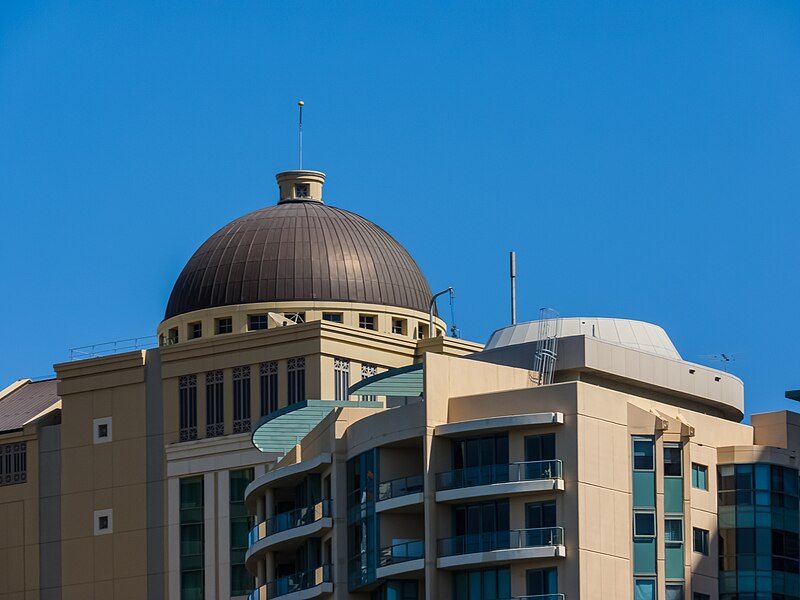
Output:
(69, 335), (158, 360)
(378, 539), (424, 567)
(437, 526), (564, 557)
(436, 460), (563, 491)
(266, 564), (332, 598)
(248, 500), (332, 545)
(378, 474), (424, 501)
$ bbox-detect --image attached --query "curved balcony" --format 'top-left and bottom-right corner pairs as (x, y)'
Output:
(376, 539), (425, 578)
(435, 460), (564, 503)
(376, 475), (424, 513)
(436, 527), (565, 569)
(246, 501), (333, 567)
(252, 564), (332, 600)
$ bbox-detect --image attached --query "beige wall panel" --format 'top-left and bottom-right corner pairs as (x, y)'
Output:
(60, 394), (94, 449)
(113, 575), (147, 600)
(0, 547), (24, 594)
(61, 445), (94, 494)
(60, 491), (93, 539)
(378, 446), (423, 482)
(112, 483), (147, 533)
(111, 437), (147, 487)
(93, 580), (113, 597)
(112, 530), (148, 579)
(110, 386), (147, 440)
(92, 445), (113, 490)
(61, 583), (94, 600)
(61, 538), (94, 586)
(93, 534), (113, 581)
(378, 514), (424, 546)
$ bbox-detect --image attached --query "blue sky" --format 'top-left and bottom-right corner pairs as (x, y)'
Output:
(1, 2), (798, 419)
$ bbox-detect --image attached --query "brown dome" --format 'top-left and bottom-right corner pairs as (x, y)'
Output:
(164, 198), (434, 320)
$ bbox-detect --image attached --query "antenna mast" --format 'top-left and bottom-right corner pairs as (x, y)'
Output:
(298, 100), (304, 169)
(510, 251), (517, 325)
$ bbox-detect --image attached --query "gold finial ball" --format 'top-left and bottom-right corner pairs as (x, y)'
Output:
(298, 101), (304, 106)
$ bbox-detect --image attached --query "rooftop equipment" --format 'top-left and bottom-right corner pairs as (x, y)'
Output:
(533, 307), (560, 385)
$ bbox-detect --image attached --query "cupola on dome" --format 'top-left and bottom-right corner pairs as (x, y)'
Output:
(164, 170), (434, 320)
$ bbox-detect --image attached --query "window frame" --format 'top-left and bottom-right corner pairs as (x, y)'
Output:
(359, 314), (376, 330)
(633, 511), (656, 538)
(664, 517), (684, 543)
(663, 442), (683, 477)
(215, 317), (233, 335)
(632, 437), (655, 472)
(691, 463), (708, 491)
(692, 527), (709, 555)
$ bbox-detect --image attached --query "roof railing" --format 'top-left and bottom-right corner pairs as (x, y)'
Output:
(69, 336), (158, 361)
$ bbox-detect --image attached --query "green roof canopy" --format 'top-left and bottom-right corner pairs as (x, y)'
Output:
(251, 399), (383, 455)
(348, 363), (424, 398)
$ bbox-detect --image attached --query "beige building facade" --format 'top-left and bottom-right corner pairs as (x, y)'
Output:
(0, 168), (797, 600)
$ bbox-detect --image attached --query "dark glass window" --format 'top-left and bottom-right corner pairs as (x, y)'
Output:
(526, 500), (556, 528)
(178, 375), (198, 442)
(665, 584), (684, 600)
(525, 433), (556, 462)
(392, 318), (405, 334)
(232, 366), (250, 434)
(693, 527), (709, 555)
(634, 579), (656, 600)
(260, 361), (278, 416)
(215, 317), (233, 335)
(206, 370), (224, 437)
(633, 438), (654, 471)
(230, 469), (254, 596)
(180, 476), (204, 600)
(526, 567), (558, 596)
(288, 357), (305, 405)
(664, 518), (683, 542)
(372, 580), (418, 600)
(359, 315), (375, 330)
(691, 463), (708, 490)
(189, 322), (202, 339)
(322, 313), (342, 323)
(452, 566), (510, 600)
(664, 443), (682, 477)
(634, 512), (656, 537)
(334, 358), (350, 401)
(248, 314), (267, 331)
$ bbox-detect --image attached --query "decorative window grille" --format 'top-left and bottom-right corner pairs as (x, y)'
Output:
(0, 442), (26, 487)
(334, 358), (350, 401)
(179, 375), (198, 442)
(206, 370), (224, 437)
(287, 357), (305, 405)
(259, 361), (279, 416)
(233, 366), (251, 434)
(361, 363), (377, 402)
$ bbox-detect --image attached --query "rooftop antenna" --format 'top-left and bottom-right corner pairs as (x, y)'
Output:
(429, 287), (454, 339)
(298, 100), (304, 169)
(699, 353), (740, 373)
(510, 251), (517, 325)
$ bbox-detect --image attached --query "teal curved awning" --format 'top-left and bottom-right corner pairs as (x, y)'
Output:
(348, 363), (424, 397)
(251, 400), (383, 455)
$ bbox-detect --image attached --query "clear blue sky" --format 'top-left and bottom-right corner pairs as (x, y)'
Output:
(1, 2), (798, 419)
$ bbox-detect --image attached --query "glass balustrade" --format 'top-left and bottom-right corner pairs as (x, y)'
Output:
(437, 526), (564, 557)
(436, 460), (563, 491)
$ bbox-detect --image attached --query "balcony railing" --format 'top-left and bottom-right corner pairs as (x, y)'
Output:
(378, 474), (424, 501)
(436, 460), (563, 491)
(509, 595), (565, 600)
(379, 539), (425, 567)
(265, 564), (332, 599)
(437, 526), (564, 557)
(248, 500), (332, 545)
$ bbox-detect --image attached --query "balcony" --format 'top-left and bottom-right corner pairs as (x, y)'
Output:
(376, 475), (424, 513)
(437, 527), (566, 569)
(511, 596), (565, 600)
(435, 460), (564, 503)
(258, 564), (332, 600)
(246, 501), (333, 565)
(376, 539), (425, 579)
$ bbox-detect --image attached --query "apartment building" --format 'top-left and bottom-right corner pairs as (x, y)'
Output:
(243, 318), (799, 600)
